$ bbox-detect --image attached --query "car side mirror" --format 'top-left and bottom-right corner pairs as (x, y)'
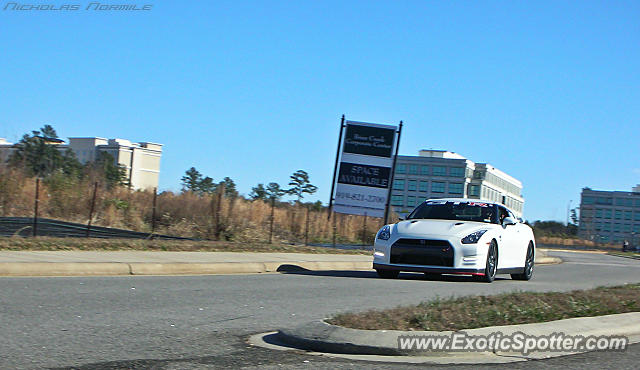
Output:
(503, 217), (517, 226)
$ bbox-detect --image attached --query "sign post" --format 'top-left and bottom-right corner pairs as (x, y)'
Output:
(327, 115), (346, 219)
(383, 121), (402, 225)
(328, 117), (401, 221)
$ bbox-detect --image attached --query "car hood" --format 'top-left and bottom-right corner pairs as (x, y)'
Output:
(394, 219), (494, 238)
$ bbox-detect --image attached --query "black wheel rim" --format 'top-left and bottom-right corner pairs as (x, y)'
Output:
(525, 246), (534, 276)
(487, 244), (496, 278)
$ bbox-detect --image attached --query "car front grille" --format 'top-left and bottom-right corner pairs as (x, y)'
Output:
(390, 239), (454, 267)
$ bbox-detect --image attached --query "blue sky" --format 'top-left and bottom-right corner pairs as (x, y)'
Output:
(1, 1), (638, 222)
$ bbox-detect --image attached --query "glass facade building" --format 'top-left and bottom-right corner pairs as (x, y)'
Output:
(578, 187), (640, 243)
(391, 150), (524, 218)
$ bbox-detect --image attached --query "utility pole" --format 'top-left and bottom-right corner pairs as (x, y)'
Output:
(86, 182), (98, 237)
(269, 196), (275, 244)
(332, 212), (337, 248)
(361, 212), (367, 245)
(151, 187), (158, 236)
(33, 178), (40, 237)
(304, 205), (310, 246)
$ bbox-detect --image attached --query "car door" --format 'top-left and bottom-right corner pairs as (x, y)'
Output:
(509, 209), (529, 266)
(497, 206), (519, 268)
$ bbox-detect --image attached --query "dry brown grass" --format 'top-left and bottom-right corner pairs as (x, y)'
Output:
(537, 236), (597, 246)
(537, 236), (627, 252)
(328, 284), (640, 331)
(0, 166), (394, 244)
(0, 236), (371, 254)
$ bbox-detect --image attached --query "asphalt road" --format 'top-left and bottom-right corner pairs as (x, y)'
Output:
(1, 251), (639, 369)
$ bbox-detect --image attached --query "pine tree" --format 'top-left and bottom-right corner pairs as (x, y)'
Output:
(219, 177), (238, 198)
(181, 167), (203, 192)
(286, 170), (318, 203)
(198, 176), (216, 194)
(8, 125), (81, 178)
(93, 152), (128, 189)
(249, 183), (268, 201)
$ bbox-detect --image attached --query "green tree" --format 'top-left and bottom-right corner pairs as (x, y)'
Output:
(92, 152), (128, 189)
(198, 176), (217, 194)
(61, 149), (83, 178)
(286, 170), (317, 203)
(8, 125), (81, 178)
(265, 182), (286, 201)
(181, 168), (220, 195)
(265, 182), (286, 244)
(181, 167), (203, 192)
(9, 126), (64, 176)
(570, 208), (579, 226)
(531, 220), (577, 237)
(249, 183), (268, 201)
(219, 177), (238, 198)
(309, 200), (324, 211)
(40, 124), (58, 139)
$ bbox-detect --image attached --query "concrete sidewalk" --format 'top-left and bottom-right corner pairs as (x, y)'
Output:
(0, 250), (560, 277)
(0, 251), (374, 276)
(265, 312), (640, 363)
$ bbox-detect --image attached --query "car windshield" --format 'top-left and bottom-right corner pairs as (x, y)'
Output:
(407, 201), (498, 223)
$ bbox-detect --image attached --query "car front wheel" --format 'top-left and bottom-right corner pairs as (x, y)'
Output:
(477, 240), (497, 283)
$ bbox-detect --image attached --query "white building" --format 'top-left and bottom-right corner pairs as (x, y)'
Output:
(391, 150), (525, 218)
(68, 137), (163, 191)
(0, 138), (15, 163)
(0, 136), (162, 191)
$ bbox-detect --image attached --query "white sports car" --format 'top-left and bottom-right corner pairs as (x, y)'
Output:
(373, 198), (535, 282)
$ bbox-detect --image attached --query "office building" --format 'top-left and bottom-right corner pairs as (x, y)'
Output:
(391, 150), (525, 218)
(0, 138), (15, 163)
(67, 138), (163, 191)
(0, 136), (162, 191)
(578, 186), (640, 243)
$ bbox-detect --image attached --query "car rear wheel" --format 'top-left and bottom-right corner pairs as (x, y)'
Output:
(376, 269), (399, 279)
(512, 242), (534, 281)
(477, 240), (497, 283)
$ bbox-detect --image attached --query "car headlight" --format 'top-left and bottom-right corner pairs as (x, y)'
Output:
(376, 225), (391, 240)
(461, 230), (487, 244)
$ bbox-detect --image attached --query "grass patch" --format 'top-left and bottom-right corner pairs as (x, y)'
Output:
(328, 284), (640, 331)
(0, 237), (370, 255)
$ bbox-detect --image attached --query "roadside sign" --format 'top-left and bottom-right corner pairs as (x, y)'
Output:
(330, 120), (399, 218)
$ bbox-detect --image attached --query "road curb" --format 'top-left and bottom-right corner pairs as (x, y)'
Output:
(0, 253), (560, 277)
(536, 256), (562, 265)
(534, 249), (562, 265)
(275, 312), (640, 360)
(0, 261), (374, 277)
(0, 262), (131, 276)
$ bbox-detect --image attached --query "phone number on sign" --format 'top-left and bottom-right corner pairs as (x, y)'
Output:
(336, 191), (385, 204)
